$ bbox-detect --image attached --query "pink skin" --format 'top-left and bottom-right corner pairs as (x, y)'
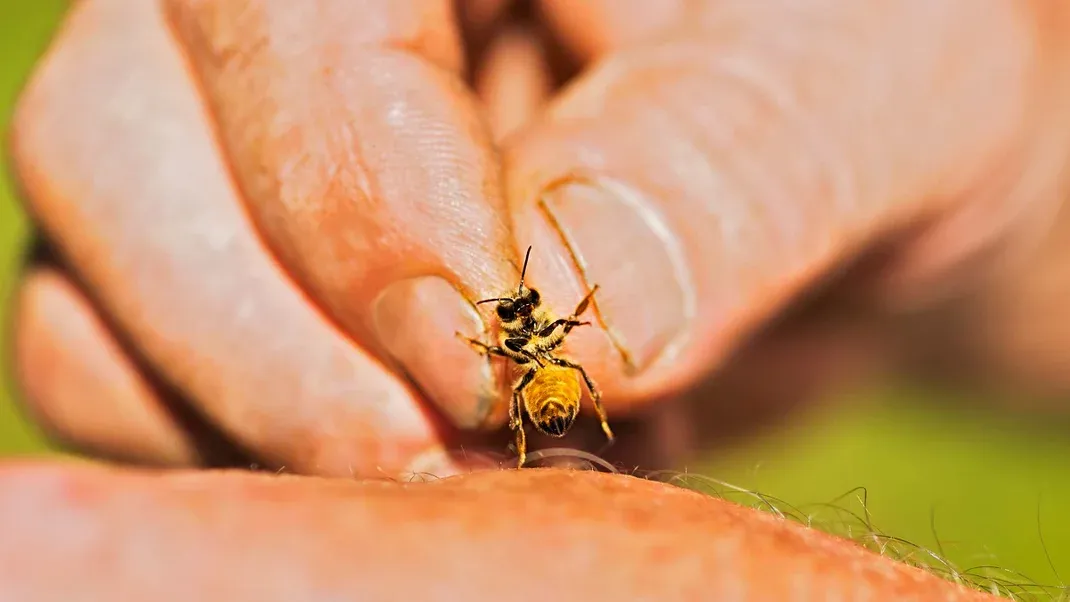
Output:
(0, 461), (1002, 602)
(7, 0), (1070, 597)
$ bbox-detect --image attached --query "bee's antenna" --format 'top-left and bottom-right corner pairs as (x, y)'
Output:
(476, 297), (511, 305)
(517, 246), (533, 293)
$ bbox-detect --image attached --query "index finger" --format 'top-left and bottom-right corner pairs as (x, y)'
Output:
(0, 461), (1000, 602)
(165, 0), (517, 429)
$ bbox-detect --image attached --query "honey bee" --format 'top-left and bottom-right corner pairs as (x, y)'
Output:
(459, 246), (614, 468)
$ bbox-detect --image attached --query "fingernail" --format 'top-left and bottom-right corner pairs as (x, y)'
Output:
(536, 179), (694, 372)
(373, 277), (499, 429)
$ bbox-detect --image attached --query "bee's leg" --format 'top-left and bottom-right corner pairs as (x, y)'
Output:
(536, 285), (601, 338)
(455, 332), (515, 360)
(562, 320), (591, 335)
(505, 337), (543, 366)
(456, 333), (497, 355)
(510, 391), (527, 469)
(511, 368), (537, 468)
(550, 358), (614, 442)
(571, 284), (600, 317)
(537, 318), (591, 338)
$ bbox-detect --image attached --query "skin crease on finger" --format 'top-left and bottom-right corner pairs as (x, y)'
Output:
(9, 0), (463, 478)
(0, 462), (1000, 602)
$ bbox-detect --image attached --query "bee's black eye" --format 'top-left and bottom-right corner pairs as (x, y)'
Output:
(528, 289), (541, 306)
(496, 303), (516, 321)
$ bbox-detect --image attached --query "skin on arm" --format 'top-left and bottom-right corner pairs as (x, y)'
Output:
(0, 462), (1003, 602)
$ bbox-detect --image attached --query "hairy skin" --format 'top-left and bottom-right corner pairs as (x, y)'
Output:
(0, 462), (999, 602)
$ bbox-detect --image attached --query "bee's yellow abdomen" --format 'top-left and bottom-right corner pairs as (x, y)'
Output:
(526, 365), (580, 406)
(523, 365), (581, 437)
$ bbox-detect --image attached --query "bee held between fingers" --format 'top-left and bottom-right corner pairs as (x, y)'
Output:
(462, 246), (614, 468)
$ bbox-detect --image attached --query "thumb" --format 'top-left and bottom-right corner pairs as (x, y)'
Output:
(502, 1), (1070, 415)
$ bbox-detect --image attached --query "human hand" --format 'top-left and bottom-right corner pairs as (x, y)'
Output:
(11, 0), (1070, 478)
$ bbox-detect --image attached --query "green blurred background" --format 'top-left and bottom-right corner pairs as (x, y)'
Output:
(1, 2), (1068, 598)
(0, 0), (66, 455)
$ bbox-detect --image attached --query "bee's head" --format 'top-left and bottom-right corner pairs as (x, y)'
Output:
(477, 246), (541, 323)
(476, 286), (541, 324)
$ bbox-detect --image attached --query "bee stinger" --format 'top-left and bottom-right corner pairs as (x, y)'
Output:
(458, 246), (614, 468)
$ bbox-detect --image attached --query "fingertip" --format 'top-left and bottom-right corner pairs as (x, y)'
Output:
(371, 275), (502, 430)
(475, 23), (553, 142)
(505, 156), (703, 416)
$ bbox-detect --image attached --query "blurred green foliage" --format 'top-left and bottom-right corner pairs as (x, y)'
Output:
(0, 0), (67, 454)
(0, 2), (1067, 597)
